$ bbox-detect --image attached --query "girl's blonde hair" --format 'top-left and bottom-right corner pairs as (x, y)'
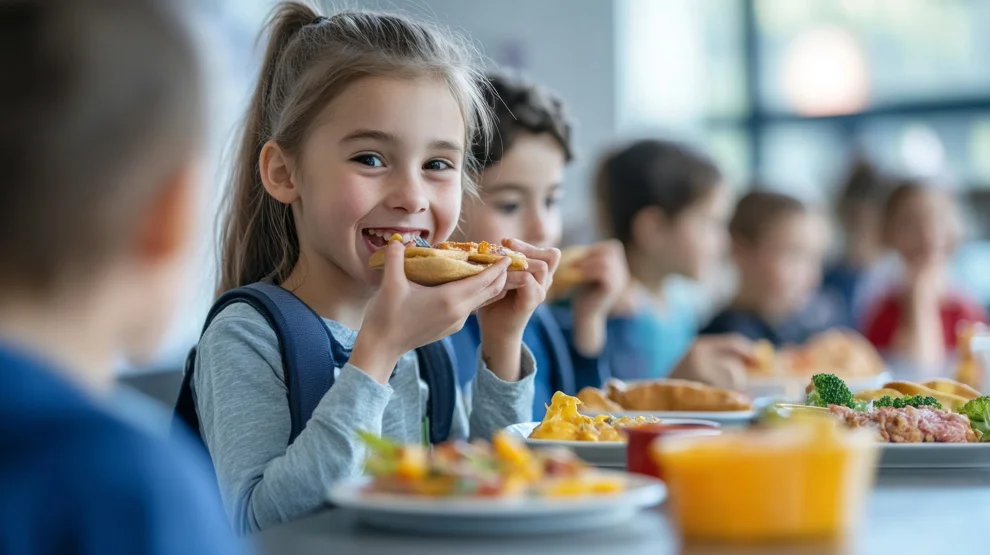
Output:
(217, 1), (492, 296)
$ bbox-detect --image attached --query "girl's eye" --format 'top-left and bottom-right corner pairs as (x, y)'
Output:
(352, 154), (385, 168)
(546, 195), (561, 209)
(424, 159), (454, 171)
(495, 202), (520, 215)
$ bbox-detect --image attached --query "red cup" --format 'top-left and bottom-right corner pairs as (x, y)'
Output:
(624, 422), (720, 480)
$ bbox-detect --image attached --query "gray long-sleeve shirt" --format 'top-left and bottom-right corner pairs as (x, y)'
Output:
(192, 303), (535, 534)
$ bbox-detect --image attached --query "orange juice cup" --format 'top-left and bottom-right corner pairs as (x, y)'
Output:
(653, 416), (878, 543)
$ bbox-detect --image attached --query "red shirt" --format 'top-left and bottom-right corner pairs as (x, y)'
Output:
(862, 292), (988, 350)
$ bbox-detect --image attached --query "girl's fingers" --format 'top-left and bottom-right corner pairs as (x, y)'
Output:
(478, 290), (508, 309)
(515, 272), (545, 306)
(441, 257), (511, 310)
(381, 240), (408, 289)
(524, 258), (550, 289)
(503, 270), (530, 290)
(504, 238), (561, 275)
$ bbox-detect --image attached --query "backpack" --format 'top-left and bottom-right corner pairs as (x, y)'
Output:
(172, 282), (457, 449)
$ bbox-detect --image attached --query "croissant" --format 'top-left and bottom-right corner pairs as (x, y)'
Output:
(606, 379), (752, 412)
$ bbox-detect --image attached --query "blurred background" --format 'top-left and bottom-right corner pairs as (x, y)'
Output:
(126, 0), (990, 395)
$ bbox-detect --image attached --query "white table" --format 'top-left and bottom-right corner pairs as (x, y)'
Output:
(254, 469), (990, 555)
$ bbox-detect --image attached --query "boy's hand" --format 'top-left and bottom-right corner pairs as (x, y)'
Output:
(476, 239), (561, 382)
(570, 240), (629, 356)
(670, 334), (753, 391)
(351, 240), (511, 384)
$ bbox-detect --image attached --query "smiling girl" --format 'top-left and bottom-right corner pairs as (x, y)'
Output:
(188, 3), (557, 533)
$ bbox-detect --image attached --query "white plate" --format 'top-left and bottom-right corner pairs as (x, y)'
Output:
(328, 471), (666, 535)
(580, 408), (756, 425)
(880, 442), (990, 469)
(503, 421), (720, 468)
(747, 371), (893, 401)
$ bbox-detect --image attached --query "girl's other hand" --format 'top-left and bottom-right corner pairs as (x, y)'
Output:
(476, 239), (561, 381)
(570, 240), (629, 356)
(669, 334), (753, 391)
(350, 240), (512, 383)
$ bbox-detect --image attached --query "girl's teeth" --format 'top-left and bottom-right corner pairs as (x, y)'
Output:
(368, 229), (421, 243)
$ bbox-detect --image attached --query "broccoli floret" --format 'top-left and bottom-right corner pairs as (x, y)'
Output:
(958, 397), (990, 442)
(912, 395), (943, 409)
(872, 396), (896, 408)
(806, 389), (823, 407)
(872, 395), (942, 410)
(807, 374), (854, 408)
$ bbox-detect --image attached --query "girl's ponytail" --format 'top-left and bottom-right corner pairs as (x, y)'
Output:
(216, 3), (315, 295)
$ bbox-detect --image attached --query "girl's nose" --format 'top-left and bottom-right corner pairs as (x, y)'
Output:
(526, 209), (549, 246)
(386, 171), (429, 214)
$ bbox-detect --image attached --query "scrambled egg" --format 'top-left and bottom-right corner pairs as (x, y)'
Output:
(529, 391), (657, 442)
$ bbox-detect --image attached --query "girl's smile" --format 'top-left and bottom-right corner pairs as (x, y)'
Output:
(361, 227), (430, 252)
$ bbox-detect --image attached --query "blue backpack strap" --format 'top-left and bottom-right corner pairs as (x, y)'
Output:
(415, 338), (457, 444)
(173, 283), (346, 445)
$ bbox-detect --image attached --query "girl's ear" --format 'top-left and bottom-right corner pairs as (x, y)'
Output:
(629, 206), (667, 252)
(259, 139), (299, 204)
(136, 162), (197, 263)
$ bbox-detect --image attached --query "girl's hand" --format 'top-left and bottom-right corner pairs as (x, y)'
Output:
(570, 240), (629, 357)
(476, 239), (561, 381)
(350, 240), (511, 384)
(669, 334), (753, 391)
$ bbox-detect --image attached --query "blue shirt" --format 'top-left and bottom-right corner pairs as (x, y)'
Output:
(818, 263), (861, 329)
(0, 344), (247, 555)
(605, 293), (697, 381)
(450, 306), (605, 420)
(700, 307), (818, 347)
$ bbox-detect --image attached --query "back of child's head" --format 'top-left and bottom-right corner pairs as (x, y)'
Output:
(1, 0), (201, 299)
(729, 190), (808, 245)
(836, 157), (892, 227)
(595, 139), (722, 248)
(472, 72), (574, 172)
(219, 2), (491, 295)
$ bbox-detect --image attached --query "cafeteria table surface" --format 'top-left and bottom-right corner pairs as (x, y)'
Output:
(253, 468), (990, 555)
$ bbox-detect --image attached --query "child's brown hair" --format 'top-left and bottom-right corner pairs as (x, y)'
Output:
(729, 190), (808, 244)
(0, 0), (201, 297)
(881, 180), (962, 246)
(217, 2), (492, 295)
(472, 71), (574, 171)
(595, 140), (721, 246)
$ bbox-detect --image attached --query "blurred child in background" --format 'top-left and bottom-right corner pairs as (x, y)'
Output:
(451, 73), (627, 418)
(0, 1), (244, 553)
(861, 181), (987, 372)
(597, 140), (753, 390)
(702, 191), (831, 346)
(819, 158), (892, 328)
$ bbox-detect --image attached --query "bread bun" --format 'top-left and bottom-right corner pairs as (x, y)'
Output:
(546, 246), (590, 300)
(882, 381), (970, 412)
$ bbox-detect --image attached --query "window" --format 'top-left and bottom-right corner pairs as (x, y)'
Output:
(619, 0), (990, 192)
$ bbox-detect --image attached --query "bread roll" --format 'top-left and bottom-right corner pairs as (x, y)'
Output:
(882, 381), (970, 412)
(576, 387), (624, 412)
(606, 379), (752, 412)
